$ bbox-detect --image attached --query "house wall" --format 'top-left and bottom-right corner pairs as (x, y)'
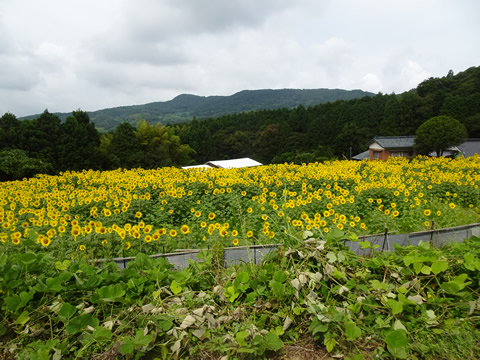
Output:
(369, 149), (390, 161)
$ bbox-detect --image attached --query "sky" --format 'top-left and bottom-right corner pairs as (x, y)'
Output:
(0, 0), (479, 117)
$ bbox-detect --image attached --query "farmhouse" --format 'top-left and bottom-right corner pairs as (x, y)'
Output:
(363, 136), (480, 161)
(368, 136), (416, 161)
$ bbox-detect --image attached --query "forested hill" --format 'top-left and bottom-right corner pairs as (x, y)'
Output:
(20, 88), (374, 131)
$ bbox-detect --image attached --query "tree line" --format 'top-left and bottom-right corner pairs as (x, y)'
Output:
(1, 66), (479, 181)
(0, 111), (192, 181)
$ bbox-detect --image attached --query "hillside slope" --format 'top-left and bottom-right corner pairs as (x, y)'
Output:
(21, 88), (374, 131)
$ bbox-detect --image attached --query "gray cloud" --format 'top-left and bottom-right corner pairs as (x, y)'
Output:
(0, 0), (479, 117)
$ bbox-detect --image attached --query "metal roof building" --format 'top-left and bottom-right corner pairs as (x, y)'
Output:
(205, 158), (263, 169)
(182, 158), (262, 170)
(458, 139), (480, 157)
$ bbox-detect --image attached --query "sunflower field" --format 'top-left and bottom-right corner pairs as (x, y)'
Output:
(1, 156), (480, 359)
(1, 156), (479, 260)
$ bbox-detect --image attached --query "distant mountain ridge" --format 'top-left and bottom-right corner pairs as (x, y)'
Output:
(21, 88), (375, 131)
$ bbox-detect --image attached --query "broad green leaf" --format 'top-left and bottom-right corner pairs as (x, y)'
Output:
(440, 273), (471, 294)
(5, 291), (34, 312)
(120, 339), (134, 355)
(345, 321), (362, 340)
(420, 265), (431, 275)
(15, 311), (30, 325)
(93, 326), (112, 343)
(393, 320), (407, 331)
(386, 329), (409, 357)
(464, 254), (480, 271)
(332, 270), (346, 279)
(237, 271), (249, 283)
(133, 329), (152, 346)
(273, 270), (286, 283)
(403, 255), (416, 266)
(170, 280), (183, 295)
(236, 330), (249, 346)
(66, 314), (99, 335)
(358, 240), (372, 249)
(264, 331), (283, 351)
(387, 299), (403, 315)
(225, 286), (240, 302)
(440, 281), (461, 294)
(273, 325), (284, 336)
(46, 276), (65, 292)
(418, 241), (430, 250)
(385, 329), (408, 348)
(431, 260), (448, 274)
(55, 260), (71, 271)
(58, 303), (77, 320)
(37, 348), (51, 360)
(388, 346), (408, 359)
(271, 280), (285, 297)
(95, 284), (126, 302)
(157, 319), (173, 332)
(350, 355), (365, 360)
(309, 317), (328, 336)
(327, 228), (345, 242)
(413, 262), (422, 274)
(20, 252), (36, 265)
(324, 333), (336, 353)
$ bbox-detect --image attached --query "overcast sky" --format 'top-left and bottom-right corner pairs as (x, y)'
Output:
(1, 0), (479, 117)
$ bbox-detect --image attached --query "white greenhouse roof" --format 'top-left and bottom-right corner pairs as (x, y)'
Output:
(206, 158), (263, 169)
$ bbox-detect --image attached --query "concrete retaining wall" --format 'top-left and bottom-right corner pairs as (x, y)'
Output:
(97, 223), (480, 269)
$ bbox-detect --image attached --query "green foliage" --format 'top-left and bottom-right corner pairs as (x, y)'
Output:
(0, 149), (52, 181)
(1, 232), (480, 359)
(415, 115), (468, 156)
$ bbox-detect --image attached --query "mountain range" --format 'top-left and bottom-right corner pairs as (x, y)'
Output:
(21, 88), (374, 131)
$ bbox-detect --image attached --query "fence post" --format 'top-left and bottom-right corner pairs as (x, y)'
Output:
(429, 220), (435, 247)
(382, 225), (390, 251)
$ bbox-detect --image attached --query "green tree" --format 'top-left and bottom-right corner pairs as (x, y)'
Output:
(0, 149), (53, 181)
(414, 115), (468, 156)
(333, 122), (369, 158)
(0, 112), (20, 150)
(463, 113), (480, 137)
(135, 119), (192, 168)
(16, 110), (62, 172)
(110, 122), (143, 168)
(253, 124), (283, 163)
(58, 110), (101, 171)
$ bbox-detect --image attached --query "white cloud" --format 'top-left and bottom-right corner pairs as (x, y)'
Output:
(400, 61), (431, 91)
(361, 73), (383, 93)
